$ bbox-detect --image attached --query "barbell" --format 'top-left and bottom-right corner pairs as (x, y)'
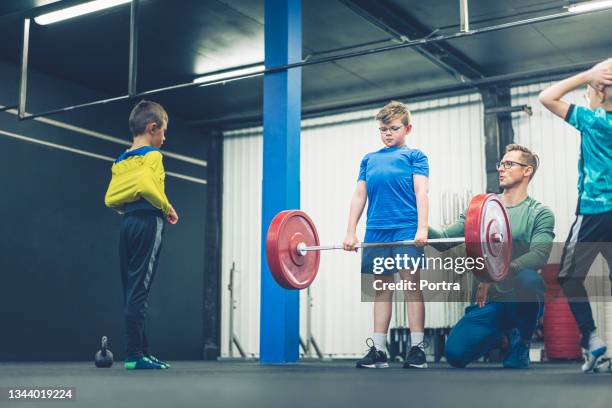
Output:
(266, 193), (512, 290)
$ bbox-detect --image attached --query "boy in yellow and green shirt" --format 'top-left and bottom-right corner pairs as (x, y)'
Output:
(105, 100), (178, 369)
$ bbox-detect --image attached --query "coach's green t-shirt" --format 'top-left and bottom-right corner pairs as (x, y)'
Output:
(429, 196), (555, 298)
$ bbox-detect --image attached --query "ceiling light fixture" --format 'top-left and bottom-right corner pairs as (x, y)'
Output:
(34, 0), (131, 25)
(193, 65), (265, 85)
(568, 0), (612, 13)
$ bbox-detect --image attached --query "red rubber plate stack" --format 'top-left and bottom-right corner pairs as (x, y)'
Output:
(541, 264), (581, 359)
(266, 210), (320, 290)
(465, 193), (512, 282)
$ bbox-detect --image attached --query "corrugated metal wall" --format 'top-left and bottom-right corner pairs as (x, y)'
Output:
(221, 94), (485, 357)
(512, 83), (611, 352)
(511, 83), (583, 241)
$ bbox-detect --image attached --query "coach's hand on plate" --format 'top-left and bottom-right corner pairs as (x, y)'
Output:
(476, 283), (491, 308)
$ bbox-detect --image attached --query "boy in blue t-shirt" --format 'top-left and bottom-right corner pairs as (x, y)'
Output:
(539, 58), (612, 373)
(343, 101), (429, 369)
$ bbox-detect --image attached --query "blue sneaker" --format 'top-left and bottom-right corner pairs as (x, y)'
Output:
(124, 356), (167, 370)
(145, 354), (171, 368)
(503, 331), (530, 369)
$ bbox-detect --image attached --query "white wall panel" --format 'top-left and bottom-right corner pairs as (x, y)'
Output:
(511, 83), (583, 242)
(221, 131), (263, 358)
(222, 94), (486, 357)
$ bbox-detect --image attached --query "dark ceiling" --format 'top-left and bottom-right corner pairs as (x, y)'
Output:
(0, 0), (611, 129)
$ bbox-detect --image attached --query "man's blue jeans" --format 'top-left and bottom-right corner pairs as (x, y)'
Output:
(445, 269), (545, 368)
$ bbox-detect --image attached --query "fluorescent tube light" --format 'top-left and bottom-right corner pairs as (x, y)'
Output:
(568, 0), (612, 13)
(193, 65), (265, 85)
(34, 0), (131, 25)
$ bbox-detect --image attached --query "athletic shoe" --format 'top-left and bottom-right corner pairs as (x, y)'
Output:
(503, 331), (530, 369)
(403, 343), (427, 368)
(146, 354), (171, 368)
(124, 356), (167, 369)
(356, 338), (389, 368)
(581, 330), (607, 373)
(582, 346), (607, 373)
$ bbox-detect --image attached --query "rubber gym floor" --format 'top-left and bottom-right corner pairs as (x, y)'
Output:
(1, 361), (610, 408)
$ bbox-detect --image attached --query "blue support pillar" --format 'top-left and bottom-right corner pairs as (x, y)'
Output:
(260, 0), (302, 364)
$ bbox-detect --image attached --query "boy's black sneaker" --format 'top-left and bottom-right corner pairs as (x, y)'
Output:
(356, 338), (389, 368)
(403, 344), (428, 369)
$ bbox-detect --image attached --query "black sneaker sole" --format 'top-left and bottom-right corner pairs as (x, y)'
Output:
(356, 362), (389, 368)
(403, 362), (428, 369)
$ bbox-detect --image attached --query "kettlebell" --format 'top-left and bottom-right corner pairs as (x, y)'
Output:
(94, 336), (114, 368)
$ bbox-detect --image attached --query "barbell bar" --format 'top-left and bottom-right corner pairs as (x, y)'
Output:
(296, 236), (504, 255)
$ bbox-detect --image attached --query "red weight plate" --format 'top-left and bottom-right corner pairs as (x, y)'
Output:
(465, 194), (512, 282)
(266, 210), (320, 290)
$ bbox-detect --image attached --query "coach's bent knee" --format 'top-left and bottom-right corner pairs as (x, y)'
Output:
(444, 341), (469, 368)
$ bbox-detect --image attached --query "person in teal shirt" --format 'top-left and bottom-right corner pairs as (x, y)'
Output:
(430, 144), (555, 369)
(539, 58), (612, 373)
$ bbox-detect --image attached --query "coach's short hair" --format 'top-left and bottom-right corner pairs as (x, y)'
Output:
(505, 144), (540, 180)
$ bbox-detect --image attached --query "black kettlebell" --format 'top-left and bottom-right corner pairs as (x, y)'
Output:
(94, 336), (114, 368)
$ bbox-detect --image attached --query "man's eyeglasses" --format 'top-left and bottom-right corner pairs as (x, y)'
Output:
(379, 126), (403, 134)
(496, 160), (530, 170)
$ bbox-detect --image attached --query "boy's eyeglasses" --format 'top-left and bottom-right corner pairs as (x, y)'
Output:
(496, 161), (530, 170)
(378, 126), (403, 133)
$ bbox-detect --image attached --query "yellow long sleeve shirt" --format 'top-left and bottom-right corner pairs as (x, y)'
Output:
(104, 146), (171, 215)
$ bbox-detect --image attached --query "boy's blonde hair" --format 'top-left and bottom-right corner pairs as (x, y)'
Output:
(129, 100), (168, 137)
(505, 144), (540, 180)
(595, 58), (612, 102)
(376, 100), (411, 126)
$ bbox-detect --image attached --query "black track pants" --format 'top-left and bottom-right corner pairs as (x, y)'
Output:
(119, 211), (164, 359)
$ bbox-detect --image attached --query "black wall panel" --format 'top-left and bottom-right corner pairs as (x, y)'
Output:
(0, 61), (212, 361)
